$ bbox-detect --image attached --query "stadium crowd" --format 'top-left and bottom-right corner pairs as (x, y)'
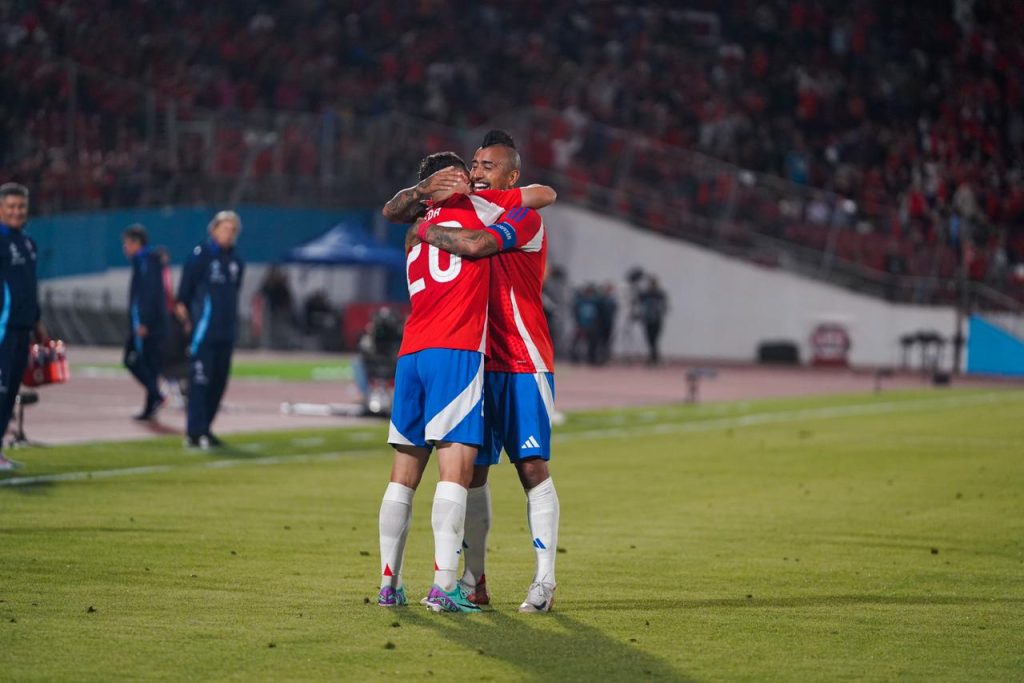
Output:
(2, 0), (1023, 295)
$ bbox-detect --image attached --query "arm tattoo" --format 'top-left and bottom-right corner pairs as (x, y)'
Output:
(384, 186), (426, 223)
(405, 224), (420, 251)
(423, 225), (497, 257)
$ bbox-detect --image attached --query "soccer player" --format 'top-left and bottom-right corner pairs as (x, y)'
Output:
(414, 131), (561, 613)
(0, 183), (49, 471)
(121, 224), (169, 421)
(175, 211), (244, 450)
(376, 152), (555, 612)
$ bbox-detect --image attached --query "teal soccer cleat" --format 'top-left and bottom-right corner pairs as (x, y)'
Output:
(423, 583), (482, 613)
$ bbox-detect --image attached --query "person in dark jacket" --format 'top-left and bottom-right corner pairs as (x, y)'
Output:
(0, 183), (49, 470)
(175, 210), (244, 449)
(122, 224), (169, 421)
(637, 276), (669, 365)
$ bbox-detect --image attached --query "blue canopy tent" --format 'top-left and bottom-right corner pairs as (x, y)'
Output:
(276, 222), (405, 417)
(282, 222), (406, 269)
(276, 221), (407, 350)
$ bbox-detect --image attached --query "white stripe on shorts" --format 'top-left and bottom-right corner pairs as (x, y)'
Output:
(533, 371), (555, 427)
(425, 355), (484, 443)
(387, 421), (415, 446)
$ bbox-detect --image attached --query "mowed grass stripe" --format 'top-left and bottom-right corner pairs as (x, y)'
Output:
(2, 389), (1018, 488)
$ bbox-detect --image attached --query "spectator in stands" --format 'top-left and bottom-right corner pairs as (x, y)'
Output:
(3, 1), (1024, 304)
(0, 183), (49, 470)
(636, 276), (669, 366)
(175, 210), (245, 450)
(121, 224), (168, 421)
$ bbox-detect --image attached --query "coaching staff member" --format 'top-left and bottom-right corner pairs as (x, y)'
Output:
(0, 183), (49, 470)
(175, 210), (244, 449)
(122, 224), (168, 421)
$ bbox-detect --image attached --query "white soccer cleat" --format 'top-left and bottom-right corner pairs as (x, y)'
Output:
(518, 582), (556, 613)
(0, 454), (23, 471)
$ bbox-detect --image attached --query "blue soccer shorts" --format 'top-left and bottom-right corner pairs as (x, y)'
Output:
(387, 348), (485, 448)
(477, 371), (555, 465)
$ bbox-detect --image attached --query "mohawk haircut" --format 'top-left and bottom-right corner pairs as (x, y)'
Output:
(480, 129), (521, 171)
(418, 151), (468, 181)
(482, 129), (516, 149)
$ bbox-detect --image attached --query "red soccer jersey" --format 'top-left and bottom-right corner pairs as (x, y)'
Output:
(483, 207), (555, 374)
(399, 188), (523, 356)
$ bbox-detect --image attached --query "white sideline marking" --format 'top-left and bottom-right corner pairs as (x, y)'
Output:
(0, 450), (379, 488)
(553, 392), (1013, 443)
(0, 392), (1015, 488)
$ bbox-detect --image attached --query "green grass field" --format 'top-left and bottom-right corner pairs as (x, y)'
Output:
(2, 389), (1023, 681)
(76, 359), (352, 382)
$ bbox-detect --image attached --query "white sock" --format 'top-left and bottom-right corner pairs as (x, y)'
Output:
(378, 482), (414, 590)
(432, 481), (468, 591)
(527, 477), (560, 587)
(461, 483), (491, 587)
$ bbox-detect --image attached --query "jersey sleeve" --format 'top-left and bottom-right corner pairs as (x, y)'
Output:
(476, 188), (523, 210)
(483, 207), (543, 252)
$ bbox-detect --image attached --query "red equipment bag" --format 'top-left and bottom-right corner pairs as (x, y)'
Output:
(23, 340), (70, 387)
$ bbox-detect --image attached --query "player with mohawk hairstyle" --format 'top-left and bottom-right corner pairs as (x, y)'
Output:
(375, 151), (557, 613)
(411, 130), (562, 613)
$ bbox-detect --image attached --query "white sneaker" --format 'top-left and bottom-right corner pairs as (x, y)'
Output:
(0, 454), (24, 471)
(518, 582), (556, 613)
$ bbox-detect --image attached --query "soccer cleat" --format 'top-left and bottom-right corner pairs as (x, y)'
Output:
(0, 454), (23, 471)
(377, 586), (408, 607)
(459, 575), (490, 606)
(518, 582), (556, 613)
(184, 435), (210, 450)
(204, 433), (225, 448)
(423, 583), (481, 613)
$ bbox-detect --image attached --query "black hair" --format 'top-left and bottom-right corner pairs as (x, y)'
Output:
(482, 129), (516, 149)
(418, 151), (468, 181)
(122, 223), (149, 245)
(0, 182), (29, 200)
(480, 129), (521, 171)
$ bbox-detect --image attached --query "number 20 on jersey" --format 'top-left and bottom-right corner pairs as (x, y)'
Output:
(406, 243), (462, 296)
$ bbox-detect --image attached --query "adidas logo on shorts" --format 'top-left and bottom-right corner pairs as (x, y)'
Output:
(521, 435), (540, 449)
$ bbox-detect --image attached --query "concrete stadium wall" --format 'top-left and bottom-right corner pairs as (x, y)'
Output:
(30, 205), (375, 279)
(543, 205), (959, 368)
(33, 205), (409, 309)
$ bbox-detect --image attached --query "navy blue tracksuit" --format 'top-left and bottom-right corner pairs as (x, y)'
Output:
(177, 239), (244, 439)
(124, 247), (168, 410)
(0, 223), (40, 440)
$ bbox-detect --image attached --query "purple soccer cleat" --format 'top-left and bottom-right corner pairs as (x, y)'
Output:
(377, 585), (408, 607)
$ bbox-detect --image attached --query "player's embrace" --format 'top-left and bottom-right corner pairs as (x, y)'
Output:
(376, 152), (555, 613)
(406, 131), (562, 614)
